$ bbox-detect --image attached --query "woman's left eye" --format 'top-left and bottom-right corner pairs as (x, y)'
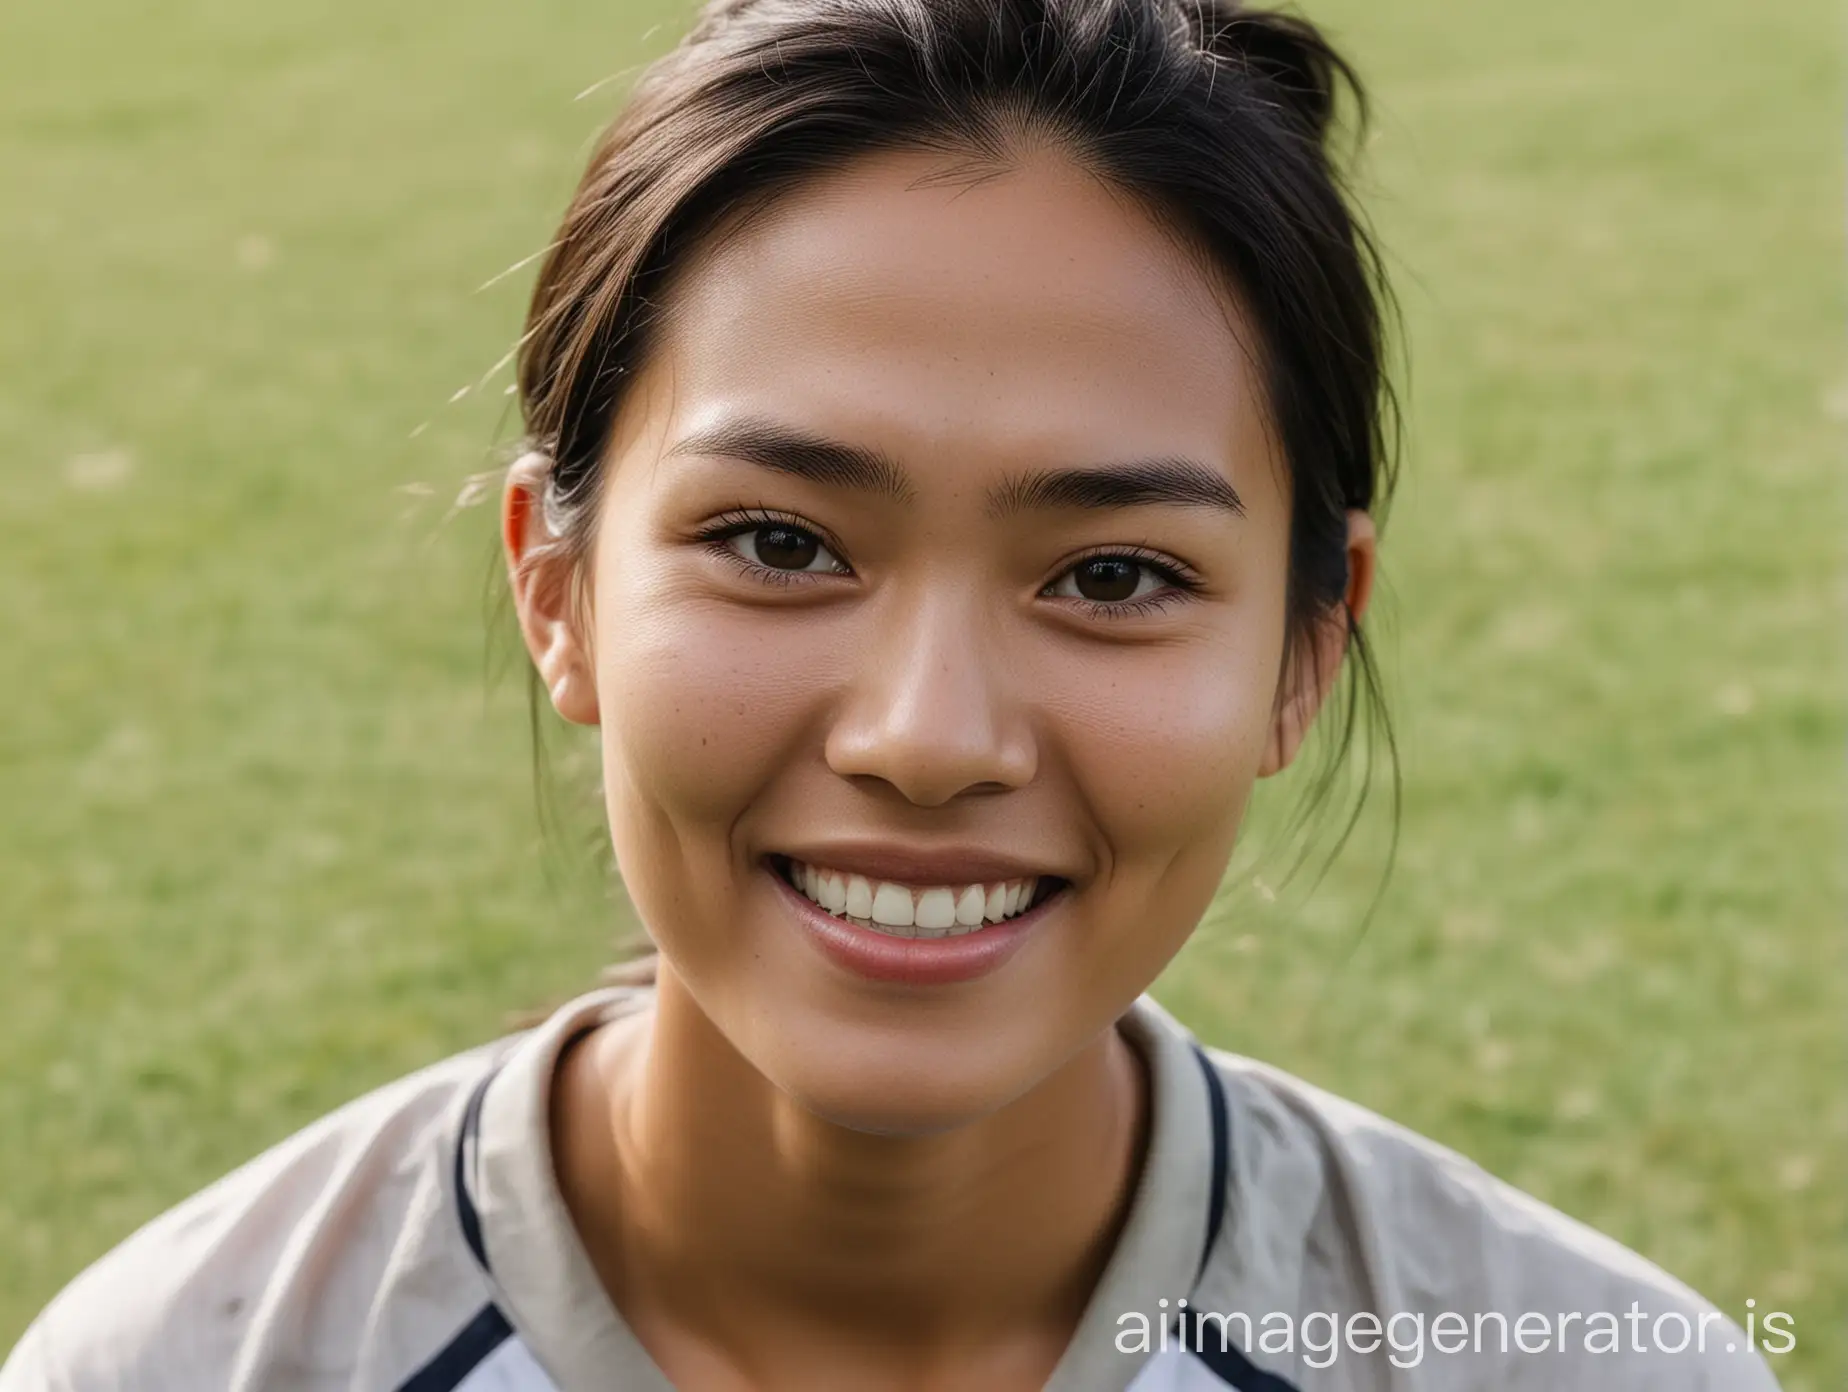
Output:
(1045, 556), (1183, 608)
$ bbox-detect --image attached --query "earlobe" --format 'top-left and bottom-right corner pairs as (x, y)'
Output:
(1257, 641), (1325, 779)
(538, 626), (601, 727)
(544, 658), (601, 728)
(504, 455), (601, 728)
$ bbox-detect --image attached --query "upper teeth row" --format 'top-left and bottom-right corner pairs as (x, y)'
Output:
(789, 861), (1040, 936)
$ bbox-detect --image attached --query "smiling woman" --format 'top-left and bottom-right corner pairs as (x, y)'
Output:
(510, 139), (1355, 1145)
(0, 1), (1785, 1391)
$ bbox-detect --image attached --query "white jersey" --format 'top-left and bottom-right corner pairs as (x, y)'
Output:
(3, 988), (1780, 1391)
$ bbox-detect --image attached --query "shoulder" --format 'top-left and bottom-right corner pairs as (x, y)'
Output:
(1196, 1047), (1783, 1389)
(2, 1042), (507, 1392)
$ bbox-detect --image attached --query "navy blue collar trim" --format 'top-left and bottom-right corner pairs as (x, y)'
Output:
(395, 1065), (516, 1392)
(454, 1063), (497, 1274)
(1189, 1042), (1230, 1287)
(1181, 1045), (1301, 1390)
(448, 1030), (1252, 1385)
(397, 1303), (514, 1392)
(1185, 1334), (1304, 1392)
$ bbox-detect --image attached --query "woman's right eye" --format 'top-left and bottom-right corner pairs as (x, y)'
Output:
(724, 524), (850, 575)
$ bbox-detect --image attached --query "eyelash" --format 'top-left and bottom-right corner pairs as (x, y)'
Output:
(1046, 545), (1204, 621)
(693, 509), (1203, 617)
(694, 507), (848, 587)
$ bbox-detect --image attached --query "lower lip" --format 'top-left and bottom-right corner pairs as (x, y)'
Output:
(769, 866), (1054, 986)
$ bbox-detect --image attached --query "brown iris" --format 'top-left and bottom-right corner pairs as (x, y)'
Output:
(755, 526), (821, 570)
(1072, 558), (1141, 602)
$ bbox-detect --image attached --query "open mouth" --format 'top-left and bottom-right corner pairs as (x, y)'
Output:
(770, 855), (1066, 940)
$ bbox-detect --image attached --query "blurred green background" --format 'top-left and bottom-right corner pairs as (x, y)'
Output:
(1, 0), (1841, 1383)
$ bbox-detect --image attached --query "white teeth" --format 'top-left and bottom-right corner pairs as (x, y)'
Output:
(955, 884), (986, 927)
(786, 862), (1049, 938)
(915, 887), (956, 931)
(870, 882), (915, 928)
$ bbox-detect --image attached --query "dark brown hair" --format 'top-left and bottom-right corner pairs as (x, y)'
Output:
(513, 0), (1400, 929)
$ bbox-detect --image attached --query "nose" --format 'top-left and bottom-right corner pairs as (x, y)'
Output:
(824, 588), (1037, 806)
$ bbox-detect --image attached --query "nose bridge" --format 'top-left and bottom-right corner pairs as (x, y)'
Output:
(825, 579), (1035, 805)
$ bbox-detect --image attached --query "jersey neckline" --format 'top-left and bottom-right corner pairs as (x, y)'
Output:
(451, 988), (1230, 1392)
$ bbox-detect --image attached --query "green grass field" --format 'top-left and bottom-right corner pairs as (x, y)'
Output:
(1, 0), (1841, 1383)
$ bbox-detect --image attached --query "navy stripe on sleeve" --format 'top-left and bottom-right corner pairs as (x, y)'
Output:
(397, 1303), (515, 1392)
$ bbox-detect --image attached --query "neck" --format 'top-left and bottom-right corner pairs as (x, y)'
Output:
(551, 966), (1150, 1365)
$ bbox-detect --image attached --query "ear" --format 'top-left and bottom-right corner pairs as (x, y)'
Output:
(1258, 509), (1377, 778)
(503, 454), (600, 727)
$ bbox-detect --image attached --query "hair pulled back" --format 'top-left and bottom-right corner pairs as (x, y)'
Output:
(517, 0), (1399, 885)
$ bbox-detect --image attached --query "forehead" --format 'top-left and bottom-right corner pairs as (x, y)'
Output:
(649, 145), (1277, 496)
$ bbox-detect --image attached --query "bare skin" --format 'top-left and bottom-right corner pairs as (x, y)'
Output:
(507, 143), (1377, 1390)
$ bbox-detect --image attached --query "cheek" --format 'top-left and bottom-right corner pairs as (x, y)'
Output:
(1049, 627), (1280, 896)
(589, 569), (821, 855)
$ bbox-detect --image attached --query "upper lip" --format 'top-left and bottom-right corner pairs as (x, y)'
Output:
(771, 841), (1071, 887)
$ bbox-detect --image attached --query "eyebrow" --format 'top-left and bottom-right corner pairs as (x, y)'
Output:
(987, 459), (1244, 518)
(666, 419), (914, 504)
(667, 415), (1243, 518)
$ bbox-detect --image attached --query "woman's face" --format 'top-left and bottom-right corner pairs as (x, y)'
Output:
(515, 146), (1364, 1134)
